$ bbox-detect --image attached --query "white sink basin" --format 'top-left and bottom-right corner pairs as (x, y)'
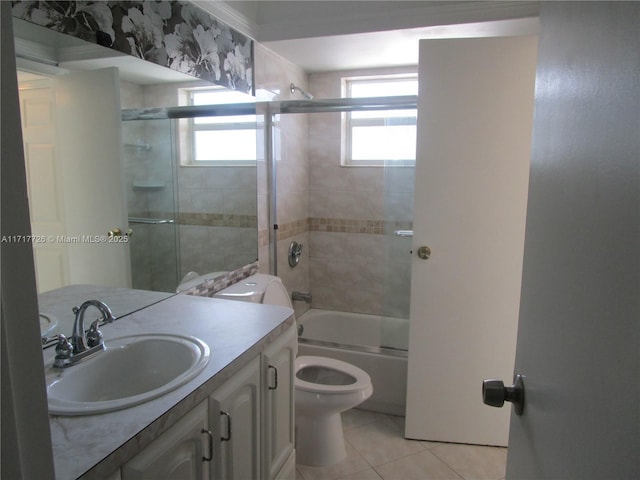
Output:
(47, 334), (210, 415)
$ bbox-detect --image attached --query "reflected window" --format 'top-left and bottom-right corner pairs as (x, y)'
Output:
(181, 87), (256, 166)
(342, 75), (417, 167)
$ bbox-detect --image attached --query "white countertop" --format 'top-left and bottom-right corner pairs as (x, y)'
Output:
(38, 284), (175, 341)
(41, 286), (294, 479)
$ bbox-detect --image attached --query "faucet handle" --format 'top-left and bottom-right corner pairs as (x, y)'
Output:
(53, 334), (73, 368)
(86, 320), (104, 348)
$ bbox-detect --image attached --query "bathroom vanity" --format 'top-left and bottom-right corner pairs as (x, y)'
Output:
(40, 285), (296, 480)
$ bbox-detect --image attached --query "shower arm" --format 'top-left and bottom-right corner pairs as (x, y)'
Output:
(289, 83), (313, 100)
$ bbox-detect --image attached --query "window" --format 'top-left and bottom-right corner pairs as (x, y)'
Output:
(181, 87), (256, 166)
(342, 75), (418, 166)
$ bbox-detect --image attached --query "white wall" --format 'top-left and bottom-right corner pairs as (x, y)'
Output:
(1, 3), (55, 477)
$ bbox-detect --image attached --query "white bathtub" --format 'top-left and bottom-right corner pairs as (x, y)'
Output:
(297, 308), (408, 416)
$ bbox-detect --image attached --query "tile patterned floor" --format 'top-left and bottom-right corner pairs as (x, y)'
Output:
(296, 410), (507, 480)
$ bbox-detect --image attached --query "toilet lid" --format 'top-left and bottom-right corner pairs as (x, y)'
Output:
(295, 355), (372, 394)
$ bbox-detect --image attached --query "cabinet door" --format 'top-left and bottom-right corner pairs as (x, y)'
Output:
(210, 356), (261, 480)
(262, 326), (296, 480)
(122, 401), (210, 480)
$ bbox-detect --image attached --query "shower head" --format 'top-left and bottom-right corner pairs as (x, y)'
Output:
(289, 83), (313, 100)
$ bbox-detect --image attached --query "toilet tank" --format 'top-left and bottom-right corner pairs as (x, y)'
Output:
(214, 274), (293, 309)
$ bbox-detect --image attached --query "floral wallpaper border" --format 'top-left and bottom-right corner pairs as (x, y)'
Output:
(12, 0), (254, 94)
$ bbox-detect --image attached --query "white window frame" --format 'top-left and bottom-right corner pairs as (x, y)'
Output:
(179, 87), (256, 167)
(341, 74), (418, 167)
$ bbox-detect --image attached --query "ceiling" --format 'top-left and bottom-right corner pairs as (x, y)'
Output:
(261, 17), (539, 72)
(197, 0), (541, 72)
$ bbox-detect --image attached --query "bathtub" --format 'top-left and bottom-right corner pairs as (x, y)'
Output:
(297, 308), (408, 416)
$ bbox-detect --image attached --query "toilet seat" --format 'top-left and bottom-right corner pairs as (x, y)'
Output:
(295, 356), (371, 394)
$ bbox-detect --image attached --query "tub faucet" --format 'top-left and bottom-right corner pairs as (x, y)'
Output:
(54, 300), (115, 368)
(292, 291), (312, 303)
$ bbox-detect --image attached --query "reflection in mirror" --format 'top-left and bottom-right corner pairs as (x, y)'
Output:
(13, 17), (258, 337)
(122, 105), (259, 294)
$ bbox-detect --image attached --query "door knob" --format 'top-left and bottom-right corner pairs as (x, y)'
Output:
(417, 246), (431, 259)
(482, 374), (525, 415)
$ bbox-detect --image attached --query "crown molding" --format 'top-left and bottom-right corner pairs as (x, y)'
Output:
(190, 0), (259, 39)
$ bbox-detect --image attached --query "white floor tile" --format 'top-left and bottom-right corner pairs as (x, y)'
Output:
(296, 410), (508, 480)
(374, 449), (463, 480)
(337, 468), (384, 480)
(297, 441), (370, 480)
(342, 409), (388, 431)
(429, 443), (507, 480)
(344, 416), (427, 467)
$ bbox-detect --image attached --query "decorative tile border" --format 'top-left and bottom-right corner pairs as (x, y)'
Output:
(178, 212), (257, 228)
(276, 218), (308, 241)
(12, 0), (253, 93)
(181, 261), (258, 297)
(130, 212), (257, 228)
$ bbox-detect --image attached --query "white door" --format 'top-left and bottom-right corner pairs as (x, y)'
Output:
(405, 37), (538, 446)
(18, 78), (70, 292)
(53, 68), (130, 287)
(506, 3), (640, 478)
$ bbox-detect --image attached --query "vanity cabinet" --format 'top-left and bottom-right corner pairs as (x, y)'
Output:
(210, 356), (261, 480)
(122, 401), (210, 480)
(120, 325), (296, 480)
(262, 326), (297, 480)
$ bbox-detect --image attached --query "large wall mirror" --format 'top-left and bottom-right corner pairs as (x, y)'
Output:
(13, 16), (259, 328)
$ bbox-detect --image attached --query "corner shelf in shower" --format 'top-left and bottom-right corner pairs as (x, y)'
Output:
(132, 180), (166, 191)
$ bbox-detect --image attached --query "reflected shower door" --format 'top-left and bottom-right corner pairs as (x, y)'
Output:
(123, 118), (179, 292)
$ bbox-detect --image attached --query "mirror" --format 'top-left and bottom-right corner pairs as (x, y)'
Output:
(13, 17), (258, 336)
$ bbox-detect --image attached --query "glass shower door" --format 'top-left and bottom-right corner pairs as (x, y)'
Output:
(122, 118), (179, 292)
(380, 162), (414, 351)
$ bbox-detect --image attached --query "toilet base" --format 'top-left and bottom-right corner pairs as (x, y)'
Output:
(296, 413), (346, 466)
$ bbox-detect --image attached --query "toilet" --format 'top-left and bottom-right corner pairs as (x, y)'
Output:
(214, 273), (373, 466)
(176, 271), (228, 293)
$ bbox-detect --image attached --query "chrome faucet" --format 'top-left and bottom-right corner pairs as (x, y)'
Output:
(53, 300), (115, 368)
(291, 291), (312, 303)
